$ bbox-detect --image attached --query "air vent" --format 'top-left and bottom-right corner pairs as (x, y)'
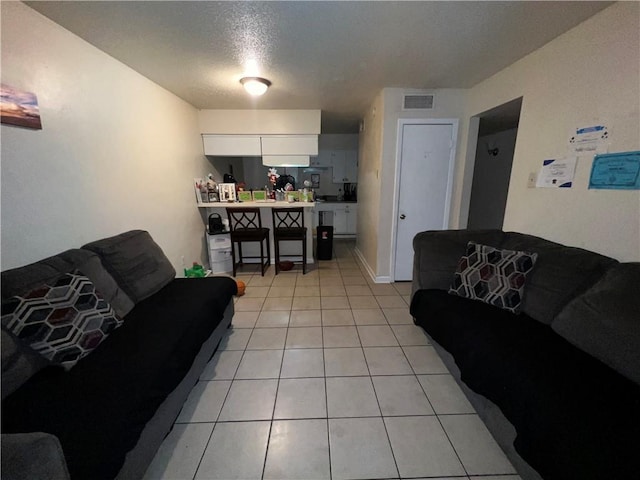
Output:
(403, 94), (434, 110)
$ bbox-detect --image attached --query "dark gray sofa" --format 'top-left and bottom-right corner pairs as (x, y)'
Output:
(1, 230), (237, 480)
(410, 229), (640, 480)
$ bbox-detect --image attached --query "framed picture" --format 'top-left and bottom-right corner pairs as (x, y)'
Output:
(311, 174), (320, 188)
(252, 190), (267, 201)
(218, 183), (236, 202)
(237, 191), (253, 202)
(286, 191), (300, 202)
(194, 177), (208, 203)
(1, 84), (42, 130)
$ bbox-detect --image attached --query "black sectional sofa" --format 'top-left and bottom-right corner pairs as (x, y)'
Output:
(1, 230), (237, 479)
(410, 229), (640, 480)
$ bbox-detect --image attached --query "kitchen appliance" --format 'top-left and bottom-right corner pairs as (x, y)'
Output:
(343, 183), (357, 201)
(208, 213), (224, 233)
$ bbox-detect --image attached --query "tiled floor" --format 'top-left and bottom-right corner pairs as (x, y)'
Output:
(144, 240), (520, 480)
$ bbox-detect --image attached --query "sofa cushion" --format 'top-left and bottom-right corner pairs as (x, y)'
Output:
(449, 241), (537, 313)
(2, 276), (237, 480)
(552, 262), (640, 386)
(1, 432), (70, 480)
(1, 327), (49, 399)
(82, 230), (176, 303)
(410, 288), (640, 480)
(500, 232), (618, 324)
(412, 229), (505, 291)
(1, 272), (123, 369)
(1, 249), (134, 318)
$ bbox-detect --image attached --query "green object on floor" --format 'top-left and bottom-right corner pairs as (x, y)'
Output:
(184, 263), (206, 278)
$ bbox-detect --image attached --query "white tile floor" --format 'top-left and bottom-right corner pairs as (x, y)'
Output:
(144, 240), (520, 480)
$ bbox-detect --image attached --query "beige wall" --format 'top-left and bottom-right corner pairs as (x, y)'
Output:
(461, 1), (640, 261)
(357, 88), (467, 280)
(1, 2), (210, 271)
(355, 92), (385, 277)
(360, 2), (639, 281)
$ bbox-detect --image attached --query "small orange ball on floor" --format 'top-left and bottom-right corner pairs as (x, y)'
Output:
(235, 279), (246, 296)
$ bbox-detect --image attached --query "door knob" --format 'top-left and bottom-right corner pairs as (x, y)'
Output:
(399, 214), (406, 219)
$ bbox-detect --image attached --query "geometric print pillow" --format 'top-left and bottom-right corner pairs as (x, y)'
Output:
(449, 242), (538, 314)
(1, 271), (123, 370)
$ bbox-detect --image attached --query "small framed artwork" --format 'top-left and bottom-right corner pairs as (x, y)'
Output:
(311, 174), (320, 188)
(237, 191), (252, 202)
(252, 190), (267, 201)
(218, 183), (237, 202)
(1, 84), (42, 130)
(286, 191), (300, 202)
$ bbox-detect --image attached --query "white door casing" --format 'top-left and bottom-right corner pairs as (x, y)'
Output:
(392, 119), (458, 281)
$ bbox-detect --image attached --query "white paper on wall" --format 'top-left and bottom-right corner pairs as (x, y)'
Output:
(568, 122), (611, 156)
(536, 157), (578, 188)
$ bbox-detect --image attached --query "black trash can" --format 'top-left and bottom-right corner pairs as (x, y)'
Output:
(316, 226), (334, 260)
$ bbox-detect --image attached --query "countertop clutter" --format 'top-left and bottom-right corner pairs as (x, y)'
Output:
(198, 200), (316, 208)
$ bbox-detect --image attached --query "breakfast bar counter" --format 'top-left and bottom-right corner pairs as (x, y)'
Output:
(199, 201), (316, 266)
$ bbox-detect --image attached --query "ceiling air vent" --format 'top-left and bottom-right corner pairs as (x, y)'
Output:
(403, 94), (434, 110)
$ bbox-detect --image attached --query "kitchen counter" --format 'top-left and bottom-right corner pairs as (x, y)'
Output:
(199, 201), (316, 264)
(198, 201), (316, 208)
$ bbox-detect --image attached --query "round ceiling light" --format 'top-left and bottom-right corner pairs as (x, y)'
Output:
(240, 76), (271, 96)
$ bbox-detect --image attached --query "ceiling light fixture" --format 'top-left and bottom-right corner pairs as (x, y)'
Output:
(240, 76), (271, 96)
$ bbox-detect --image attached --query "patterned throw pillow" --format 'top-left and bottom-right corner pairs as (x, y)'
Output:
(449, 242), (538, 314)
(1, 272), (123, 369)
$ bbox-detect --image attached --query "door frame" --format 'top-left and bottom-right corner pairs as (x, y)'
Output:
(390, 118), (459, 281)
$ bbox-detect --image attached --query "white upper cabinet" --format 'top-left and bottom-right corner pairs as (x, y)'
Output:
(332, 150), (358, 183)
(202, 134), (318, 157)
(202, 135), (262, 156)
(260, 135), (318, 156)
(310, 151), (332, 167)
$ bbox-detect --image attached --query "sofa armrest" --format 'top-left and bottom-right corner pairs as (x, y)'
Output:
(1, 432), (70, 480)
(411, 229), (505, 298)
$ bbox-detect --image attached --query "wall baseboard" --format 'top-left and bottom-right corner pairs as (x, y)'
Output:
(353, 246), (391, 284)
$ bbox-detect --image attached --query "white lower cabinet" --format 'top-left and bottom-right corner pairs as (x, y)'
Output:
(316, 203), (357, 235)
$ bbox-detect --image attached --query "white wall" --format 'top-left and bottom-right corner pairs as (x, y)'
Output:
(1, 2), (210, 272)
(460, 2), (640, 261)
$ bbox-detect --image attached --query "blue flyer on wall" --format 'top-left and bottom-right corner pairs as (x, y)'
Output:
(588, 151), (640, 190)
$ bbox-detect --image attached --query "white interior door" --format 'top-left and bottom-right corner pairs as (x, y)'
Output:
(394, 122), (456, 281)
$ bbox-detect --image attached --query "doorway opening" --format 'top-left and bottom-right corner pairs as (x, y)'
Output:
(467, 97), (522, 230)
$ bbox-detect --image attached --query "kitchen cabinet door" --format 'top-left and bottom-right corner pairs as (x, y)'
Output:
(333, 206), (348, 234)
(330, 151), (346, 182)
(261, 135), (318, 155)
(344, 151), (359, 182)
(311, 151), (332, 167)
(202, 135), (262, 156)
(331, 150), (358, 183)
(345, 204), (358, 234)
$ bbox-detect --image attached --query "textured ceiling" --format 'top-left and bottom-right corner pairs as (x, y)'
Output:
(25, 1), (612, 133)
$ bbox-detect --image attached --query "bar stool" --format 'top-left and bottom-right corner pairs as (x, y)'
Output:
(226, 207), (270, 276)
(272, 207), (307, 275)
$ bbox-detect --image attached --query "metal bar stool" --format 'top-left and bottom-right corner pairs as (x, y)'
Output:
(272, 207), (307, 275)
(226, 207), (270, 276)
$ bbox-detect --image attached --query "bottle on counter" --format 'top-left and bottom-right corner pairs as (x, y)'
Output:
(337, 188), (344, 201)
